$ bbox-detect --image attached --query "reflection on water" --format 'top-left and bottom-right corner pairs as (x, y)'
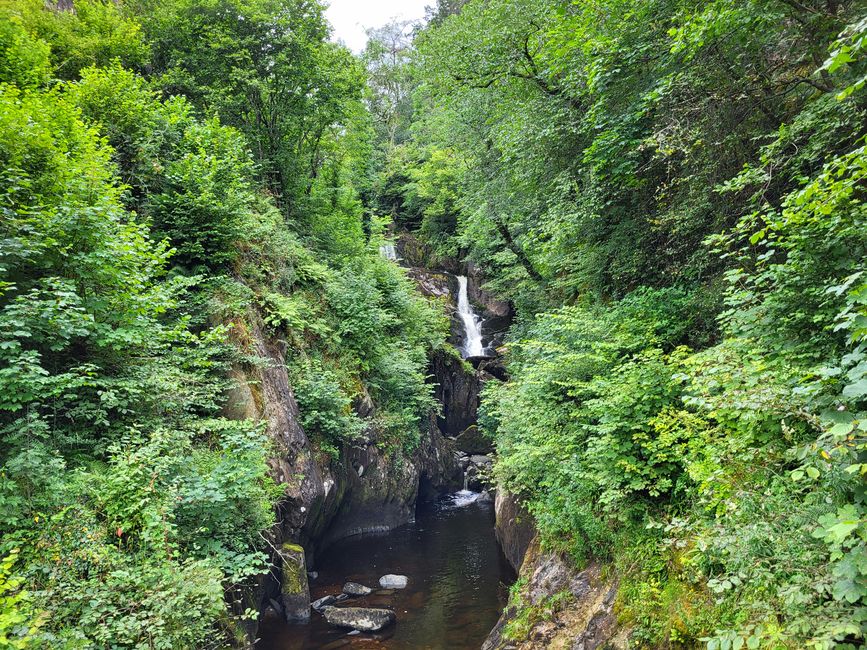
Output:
(256, 494), (514, 650)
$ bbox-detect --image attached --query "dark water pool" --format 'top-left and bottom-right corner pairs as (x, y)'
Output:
(256, 492), (514, 650)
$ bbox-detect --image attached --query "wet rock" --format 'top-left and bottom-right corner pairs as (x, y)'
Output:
(311, 595), (337, 612)
(405, 267), (453, 298)
(352, 386), (375, 418)
(495, 491), (536, 573)
(470, 454), (493, 466)
(308, 571), (318, 581)
(323, 606), (396, 632)
(279, 543), (310, 623)
(467, 263), (513, 318)
(343, 582), (373, 596)
(431, 348), (482, 435)
(261, 604), (282, 623)
(478, 490), (493, 503)
(455, 425), (494, 455)
(464, 464), (483, 492)
(379, 574), (408, 589)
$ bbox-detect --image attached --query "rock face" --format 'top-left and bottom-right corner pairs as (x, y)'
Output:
(467, 262), (512, 319)
(323, 607), (396, 632)
(494, 492), (536, 572)
(482, 538), (627, 650)
(379, 574), (408, 589)
(455, 424), (494, 454)
(279, 544), (310, 623)
(431, 348), (484, 436)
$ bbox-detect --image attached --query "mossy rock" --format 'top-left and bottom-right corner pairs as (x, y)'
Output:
(455, 425), (494, 454)
(279, 543), (310, 623)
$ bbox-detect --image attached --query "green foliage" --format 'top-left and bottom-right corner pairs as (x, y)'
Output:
(419, 1), (867, 646)
(290, 359), (365, 458)
(0, 0), (392, 644)
(0, 550), (44, 649)
(9, 0), (148, 79)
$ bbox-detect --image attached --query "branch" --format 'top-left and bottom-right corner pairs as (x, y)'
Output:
(492, 216), (544, 283)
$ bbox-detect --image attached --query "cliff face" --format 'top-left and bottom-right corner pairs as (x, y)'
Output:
(485, 493), (629, 650)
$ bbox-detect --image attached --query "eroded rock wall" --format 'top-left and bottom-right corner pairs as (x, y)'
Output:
(482, 538), (626, 650)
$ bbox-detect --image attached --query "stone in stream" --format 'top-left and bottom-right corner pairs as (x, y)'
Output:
(278, 543), (310, 623)
(470, 454), (493, 466)
(343, 581), (373, 596)
(311, 595), (337, 612)
(379, 574), (408, 589)
(322, 606), (396, 632)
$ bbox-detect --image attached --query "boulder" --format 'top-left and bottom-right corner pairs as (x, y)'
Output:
(322, 606), (396, 632)
(279, 543), (310, 623)
(343, 582), (373, 596)
(455, 425), (494, 455)
(470, 454), (493, 466)
(379, 574), (408, 589)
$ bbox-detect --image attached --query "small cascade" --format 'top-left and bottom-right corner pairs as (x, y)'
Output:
(456, 275), (484, 358)
(380, 243), (398, 261)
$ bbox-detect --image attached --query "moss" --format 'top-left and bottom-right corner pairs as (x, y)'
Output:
(280, 544), (306, 595)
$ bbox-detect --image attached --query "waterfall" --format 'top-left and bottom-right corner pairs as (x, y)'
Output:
(457, 275), (484, 358)
(379, 243), (398, 261)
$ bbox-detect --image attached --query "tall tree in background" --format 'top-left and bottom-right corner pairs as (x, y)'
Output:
(135, 0), (364, 214)
(363, 19), (416, 148)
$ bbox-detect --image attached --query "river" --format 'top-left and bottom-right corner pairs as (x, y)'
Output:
(257, 492), (513, 649)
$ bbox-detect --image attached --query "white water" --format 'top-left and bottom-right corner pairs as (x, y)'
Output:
(379, 243), (398, 260)
(457, 275), (484, 358)
(450, 490), (482, 508)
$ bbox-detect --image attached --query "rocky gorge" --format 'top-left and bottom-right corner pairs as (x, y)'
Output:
(236, 236), (626, 649)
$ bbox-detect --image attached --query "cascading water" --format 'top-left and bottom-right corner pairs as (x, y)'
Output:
(380, 243), (398, 260)
(457, 275), (484, 358)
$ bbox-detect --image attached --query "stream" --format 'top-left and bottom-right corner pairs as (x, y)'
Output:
(257, 492), (513, 650)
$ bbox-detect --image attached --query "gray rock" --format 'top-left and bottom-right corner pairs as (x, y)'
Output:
(379, 574), (408, 589)
(311, 595), (337, 611)
(322, 606), (396, 632)
(343, 581), (373, 596)
(470, 455), (493, 466)
(308, 571), (319, 581)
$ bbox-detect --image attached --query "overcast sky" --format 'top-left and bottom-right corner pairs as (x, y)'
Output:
(325, 0), (430, 52)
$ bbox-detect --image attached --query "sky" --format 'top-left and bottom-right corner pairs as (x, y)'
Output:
(325, 0), (430, 52)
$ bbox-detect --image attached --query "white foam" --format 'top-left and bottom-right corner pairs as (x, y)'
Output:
(450, 490), (481, 508)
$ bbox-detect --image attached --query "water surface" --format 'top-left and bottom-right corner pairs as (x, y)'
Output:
(257, 493), (513, 650)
